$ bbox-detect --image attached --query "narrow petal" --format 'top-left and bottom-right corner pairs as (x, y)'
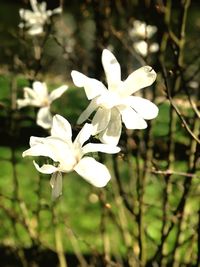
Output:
(77, 98), (98, 124)
(119, 106), (147, 129)
(30, 136), (46, 146)
(17, 99), (30, 109)
(121, 66), (157, 96)
(126, 96), (159, 120)
(71, 70), (107, 100)
(99, 108), (122, 145)
(37, 107), (52, 129)
(33, 81), (48, 99)
(73, 123), (93, 149)
(102, 49), (121, 91)
(33, 161), (58, 174)
(22, 143), (57, 161)
(50, 172), (63, 200)
(52, 7), (62, 14)
(49, 85), (68, 102)
(91, 107), (111, 134)
(82, 143), (120, 155)
(74, 157), (111, 187)
(51, 114), (72, 141)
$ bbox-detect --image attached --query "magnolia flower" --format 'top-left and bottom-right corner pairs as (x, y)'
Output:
(19, 0), (62, 35)
(71, 49), (159, 145)
(17, 81), (68, 129)
(133, 40), (159, 57)
(23, 114), (120, 199)
(129, 20), (157, 39)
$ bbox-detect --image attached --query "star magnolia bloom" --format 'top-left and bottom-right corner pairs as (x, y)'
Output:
(17, 81), (68, 129)
(71, 49), (159, 145)
(129, 20), (157, 39)
(19, 0), (62, 35)
(133, 40), (159, 57)
(22, 114), (120, 199)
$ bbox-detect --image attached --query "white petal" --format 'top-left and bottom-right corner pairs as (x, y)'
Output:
(99, 108), (122, 145)
(37, 107), (52, 129)
(52, 7), (62, 14)
(102, 49), (121, 91)
(28, 25), (44, 35)
(17, 99), (30, 109)
(30, 0), (39, 13)
(119, 106), (147, 129)
(44, 137), (76, 172)
(71, 70), (107, 100)
(74, 157), (111, 187)
(133, 41), (148, 57)
(126, 96), (159, 120)
(82, 143), (120, 155)
(49, 85), (68, 102)
(33, 81), (48, 99)
(22, 143), (58, 161)
(73, 123), (93, 149)
(121, 66), (157, 96)
(23, 87), (39, 105)
(91, 107), (111, 134)
(51, 114), (72, 141)
(77, 98), (98, 124)
(29, 136), (46, 146)
(33, 161), (58, 174)
(50, 172), (63, 200)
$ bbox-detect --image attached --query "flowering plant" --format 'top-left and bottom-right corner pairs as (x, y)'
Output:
(71, 49), (158, 145)
(17, 81), (68, 129)
(23, 114), (120, 199)
(19, 0), (62, 35)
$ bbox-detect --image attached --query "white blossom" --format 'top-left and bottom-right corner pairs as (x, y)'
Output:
(71, 49), (159, 145)
(133, 40), (159, 57)
(129, 20), (157, 39)
(22, 114), (120, 199)
(19, 0), (62, 35)
(129, 20), (159, 57)
(17, 81), (68, 129)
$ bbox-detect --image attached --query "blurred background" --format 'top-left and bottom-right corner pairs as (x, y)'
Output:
(0, 0), (199, 266)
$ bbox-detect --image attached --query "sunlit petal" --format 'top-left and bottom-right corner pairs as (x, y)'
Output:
(119, 106), (147, 129)
(22, 143), (57, 161)
(51, 114), (72, 141)
(126, 96), (159, 120)
(82, 143), (120, 155)
(37, 107), (52, 129)
(71, 70), (107, 100)
(102, 49), (121, 91)
(44, 137), (76, 171)
(49, 85), (68, 102)
(33, 161), (58, 174)
(29, 136), (46, 146)
(121, 66), (157, 96)
(74, 157), (111, 187)
(33, 81), (48, 99)
(73, 123), (93, 149)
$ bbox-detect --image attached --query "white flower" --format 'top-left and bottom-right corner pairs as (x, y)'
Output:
(22, 114), (120, 199)
(17, 81), (68, 129)
(19, 0), (62, 35)
(129, 20), (157, 39)
(133, 40), (159, 57)
(71, 49), (159, 145)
